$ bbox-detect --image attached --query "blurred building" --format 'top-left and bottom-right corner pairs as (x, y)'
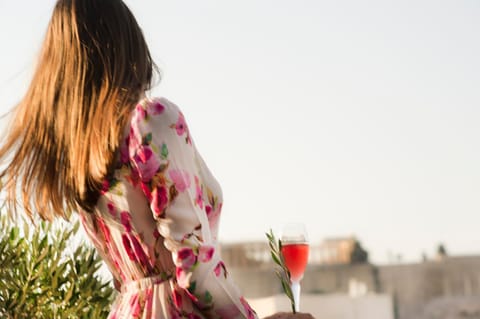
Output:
(379, 256), (480, 319)
(248, 293), (393, 319)
(221, 242), (269, 267)
(221, 241), (480, 319)
(221, 236), (366, 267)
(311, 236), (357, 265)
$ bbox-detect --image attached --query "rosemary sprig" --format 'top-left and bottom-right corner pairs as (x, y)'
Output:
(266, 229), (296, 313)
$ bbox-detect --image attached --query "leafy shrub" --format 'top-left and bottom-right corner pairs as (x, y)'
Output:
(0, 215), (115, 319)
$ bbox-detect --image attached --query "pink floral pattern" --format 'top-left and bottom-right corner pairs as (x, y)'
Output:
(78, 97), (257, 318)
(198, 245), (215, 263)
(151, 184), (169, 217)
(120, 211), (132, 232)
(169, 169), (191, 193)
(194, 176), (204, 209)
(176, 248), (197, 270)
(214, 261), (228, 278)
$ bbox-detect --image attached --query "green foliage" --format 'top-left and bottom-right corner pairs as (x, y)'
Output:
(266, 229), (296, 314)
(0, 215), (115, 319)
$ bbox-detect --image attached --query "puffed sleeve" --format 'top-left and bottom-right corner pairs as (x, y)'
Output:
(128, 97), (257, 319)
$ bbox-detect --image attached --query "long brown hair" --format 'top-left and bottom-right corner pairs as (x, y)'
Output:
(0, 0), (157, 220)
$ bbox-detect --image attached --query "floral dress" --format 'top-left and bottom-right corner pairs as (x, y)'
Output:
(78, 97), (258, 319)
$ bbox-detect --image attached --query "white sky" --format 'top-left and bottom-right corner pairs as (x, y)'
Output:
(0, 1), (479, 264)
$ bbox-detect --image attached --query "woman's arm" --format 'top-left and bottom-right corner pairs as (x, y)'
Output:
(128, 97), (257, 318)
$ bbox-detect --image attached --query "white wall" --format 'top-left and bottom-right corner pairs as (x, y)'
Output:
(248, 294), (394, 319)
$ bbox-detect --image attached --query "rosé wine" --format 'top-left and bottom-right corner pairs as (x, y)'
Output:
(281, 243), (309, 281)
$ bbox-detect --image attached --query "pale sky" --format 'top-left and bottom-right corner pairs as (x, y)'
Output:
(0, 1), (479, 264)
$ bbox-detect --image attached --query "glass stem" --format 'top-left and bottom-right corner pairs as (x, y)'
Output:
(291, 280), (301, 313)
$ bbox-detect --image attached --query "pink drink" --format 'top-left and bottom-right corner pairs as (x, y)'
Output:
(281, 243), (309, 281)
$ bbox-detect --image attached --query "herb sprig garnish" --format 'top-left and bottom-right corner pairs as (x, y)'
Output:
(266, 229), (296, 313)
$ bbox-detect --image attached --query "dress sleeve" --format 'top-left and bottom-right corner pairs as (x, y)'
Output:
(128, 97), (257, 319)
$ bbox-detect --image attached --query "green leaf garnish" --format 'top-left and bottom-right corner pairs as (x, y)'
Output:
(266, 229), (296, 313)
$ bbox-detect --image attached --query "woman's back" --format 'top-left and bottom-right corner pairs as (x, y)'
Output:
(80, 97), (256, 318)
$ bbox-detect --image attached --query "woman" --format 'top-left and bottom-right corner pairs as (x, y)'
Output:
(0, 1), (314, 318)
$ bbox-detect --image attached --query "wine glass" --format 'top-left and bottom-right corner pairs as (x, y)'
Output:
(281, 223), (309, 312)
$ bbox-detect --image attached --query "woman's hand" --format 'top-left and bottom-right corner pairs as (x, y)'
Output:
(263, 312), (316, 319)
